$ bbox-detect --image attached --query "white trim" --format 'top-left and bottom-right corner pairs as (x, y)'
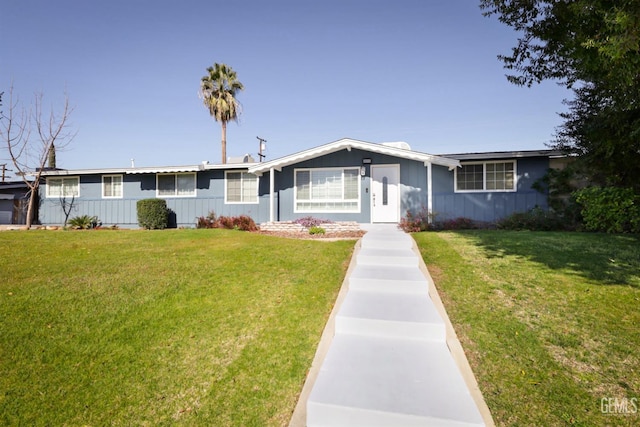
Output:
(427, 162), (433, 223)
(269, 167), (275, 222)
(156, 172), (196, 198)
(224, 171), (259, 204)
(102, 174), (123, 199)
(248, 138), (460, 176)
(454, 160), (518, 193)
(293, 166), (361, 214)
(37, 163), (254, 177)
(46, 176), (80, 198)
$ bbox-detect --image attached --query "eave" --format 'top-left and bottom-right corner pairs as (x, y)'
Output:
(248, 138), (460, 175)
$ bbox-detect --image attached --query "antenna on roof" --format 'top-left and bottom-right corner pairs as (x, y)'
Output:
(257, 136), (267, 162)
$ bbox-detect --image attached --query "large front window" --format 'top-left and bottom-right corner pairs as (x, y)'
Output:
(295, 167), (360, 212)
(455, 161), (516, 192)
(157, 173), (196, 197)
(225, 171), (258, 203)
(46, 177), (79, 198)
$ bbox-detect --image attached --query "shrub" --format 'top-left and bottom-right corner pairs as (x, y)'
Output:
(438, 217), (477, 230)
(137, 199), (168, 230)
(399, 207), (434, 232)
(196, 211), (257, 231)
(574, 187), (640, 233)
(196, 211), (217, 229)
(217, 215), (258, 231)
(309, 226), (326, 235)
(496, 207), (568, 231)
(68, 215), (99, 230)
(293, 216), (333, 228)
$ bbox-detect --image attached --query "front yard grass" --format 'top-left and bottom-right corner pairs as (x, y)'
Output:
(0, 229), (356, 426)
(414, 231), (640, 426)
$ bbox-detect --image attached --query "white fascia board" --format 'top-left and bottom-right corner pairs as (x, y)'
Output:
(38, 165), (203, 176)
(248, 138), (460, 174)
(37, 163), (259, 177)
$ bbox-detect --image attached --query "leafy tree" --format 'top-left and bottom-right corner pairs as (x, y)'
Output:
(480, 0), (640, 190)
(199, 63), (244, 164)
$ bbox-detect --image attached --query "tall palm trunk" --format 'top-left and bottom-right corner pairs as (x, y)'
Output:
(221, 121), (227, 164)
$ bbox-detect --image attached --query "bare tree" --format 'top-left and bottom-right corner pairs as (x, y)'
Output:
(0, 85), (75, 228)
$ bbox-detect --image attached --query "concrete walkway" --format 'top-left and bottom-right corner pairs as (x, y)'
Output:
(290, 224), (493, 427)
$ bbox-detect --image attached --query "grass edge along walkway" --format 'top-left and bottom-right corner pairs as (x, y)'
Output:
(414, 230), (640, 427)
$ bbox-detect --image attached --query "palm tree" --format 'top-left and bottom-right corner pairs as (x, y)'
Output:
(199, 63), (244, 164)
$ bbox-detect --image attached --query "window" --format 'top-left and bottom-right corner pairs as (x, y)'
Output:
(455, 161), (516, 192)
(46, 177), (79, 198)
(156, 173), (196, 197)
(295, 167), (360, 212)
(102, 175), (123, 198)
(225, 171), (258, 203)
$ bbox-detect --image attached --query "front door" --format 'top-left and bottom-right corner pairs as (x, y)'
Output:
(371, 165), (400, 223)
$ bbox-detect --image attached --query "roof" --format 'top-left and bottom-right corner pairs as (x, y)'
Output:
(248, 138), (461, 175)
(442, 149), (565, 161)
(36, 162), (254, 176)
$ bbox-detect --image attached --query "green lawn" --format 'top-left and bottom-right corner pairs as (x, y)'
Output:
(414, 231), (640, 426)
(0, 229), (356, 426)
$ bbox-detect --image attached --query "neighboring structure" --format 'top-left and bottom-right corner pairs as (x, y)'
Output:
(0, 181), (32, 225)
(37, 138), (559, 228)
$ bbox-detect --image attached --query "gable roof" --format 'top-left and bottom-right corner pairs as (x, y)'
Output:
(248, 138), (460, 175)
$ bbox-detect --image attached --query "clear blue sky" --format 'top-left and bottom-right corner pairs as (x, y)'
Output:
(1, 0), (571, 172)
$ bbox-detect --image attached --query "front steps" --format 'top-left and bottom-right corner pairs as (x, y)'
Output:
(306, 224), (487, 427)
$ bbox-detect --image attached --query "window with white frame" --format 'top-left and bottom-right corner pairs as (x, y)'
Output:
(156, 173), (196, 197)
(456, 161), (516, 192)
(225, 171), (258, 203)
(102, 175), (123, 198)
(46, 177), (79, 198)
(295, 167), (360, 212)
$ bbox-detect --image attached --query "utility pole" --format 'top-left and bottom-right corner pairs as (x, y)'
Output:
(0, 163), (11, 183)
(257, 136), (267, 162)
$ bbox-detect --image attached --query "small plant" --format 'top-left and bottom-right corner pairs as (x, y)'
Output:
(293, 216), (333, 228)
(137, 199), (168, 230)
(196, 211), (257, 231)
(309, 226), (326, 235)
(68, 215), (99, 230)
(399, 207), (435, 232)
(196, 211), (216, 229)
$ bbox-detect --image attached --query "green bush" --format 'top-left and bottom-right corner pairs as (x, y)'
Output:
(309, 226), (326, 235)
(496, 207), (567, 231)
(137, 199), (168, 230)
(68, 215), (99, 230)
(574, 187), (640, 233)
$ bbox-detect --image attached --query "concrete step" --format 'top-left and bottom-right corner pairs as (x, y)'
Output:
(361, 230), (414, 250)
(356, 247), (418, 267)
(307, 334), (485, 427)
(335, 290), (445, 341)
(348, 264), (429, 294)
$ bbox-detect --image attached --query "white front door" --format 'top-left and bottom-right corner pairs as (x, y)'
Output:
(371, 165), (400, 223)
